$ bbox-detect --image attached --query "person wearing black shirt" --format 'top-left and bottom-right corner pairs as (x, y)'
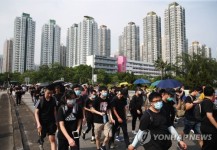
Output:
(109, 91), (130, 149)
(159, 88), (182, 126)
(73, 84), (85, 135)
(29, 85), (35, 102)
(15, 85), (22, 105)
(182, 87), (203, 147)
(108, 87), (116, 102)
(57, 90), (83, 150)
(34, 87), (57, 150)
(128, 92), (187, 150)
(91, 86), (115, 150)
(82, 90), (97, 143)
(200, 86), (217, 150)
(33, 85), (41, 106)
(53, 86), (64, 111)
(129, 88), (143, 134)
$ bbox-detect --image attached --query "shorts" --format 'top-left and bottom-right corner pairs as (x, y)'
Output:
(94, 122), (112, 139)
(58, 138), (79, 150)
(183, 118), (201, 134)
(41, 122), (57, 138)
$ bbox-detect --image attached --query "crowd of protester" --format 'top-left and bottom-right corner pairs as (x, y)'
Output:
(8, 82), (217, 150)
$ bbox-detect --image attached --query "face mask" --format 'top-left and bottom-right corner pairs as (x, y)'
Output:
(196, 93), (200, 98)
(167, 97), (173, 102)
(75, 90), (81, 96)
(154, 101), (163, 110)
(67, 99), (76, 105)
(138, 91), (142, 94)
(92, 95), (96, 99)
(102, 92), (107, 97)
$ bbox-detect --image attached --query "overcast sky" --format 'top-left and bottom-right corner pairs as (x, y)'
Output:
(0, 0), (217, 65)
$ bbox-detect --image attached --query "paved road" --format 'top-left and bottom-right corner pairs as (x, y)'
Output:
(3, 91), (201, 150)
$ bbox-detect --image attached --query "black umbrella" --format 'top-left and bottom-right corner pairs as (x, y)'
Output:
(47, 81), (66, 93)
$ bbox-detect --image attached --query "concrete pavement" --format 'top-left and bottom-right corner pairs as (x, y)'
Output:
(0, 92), (14, 150)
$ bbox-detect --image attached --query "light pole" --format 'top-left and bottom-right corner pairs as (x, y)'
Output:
(92, 55), (94, 85)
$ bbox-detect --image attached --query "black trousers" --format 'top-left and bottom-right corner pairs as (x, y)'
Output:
(16, 95), (21, 105)
(131, 112), (142, 130)
(84, 118), (95, 137)
(58, 138), (80, 150)
(202, 133), (217, 150)
(110, 120), (130, 148)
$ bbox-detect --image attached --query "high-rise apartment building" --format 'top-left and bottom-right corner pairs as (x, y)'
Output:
(119, 22), (140, 61)
(118, 35), (124, 55)
(163, 2), (187, 64)
(3, 39), (13, 73)
(143, 11), (161, 63)
(66, 24), (78, 67)
(78, 16), (98, 65)
(13, 13), (35, 73)
(98, 25), (111, 57)
(41, 20), (61, 66)
(189, 41), (212, 58)
(60, 44), (66, 67)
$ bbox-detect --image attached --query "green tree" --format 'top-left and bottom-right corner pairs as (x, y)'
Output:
(72, 65), (92, 83)
(174, 53), (217, 87)
(154, 58), (168, 79)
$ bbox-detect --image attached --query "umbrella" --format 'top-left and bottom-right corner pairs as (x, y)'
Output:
(156, 79), (182, 88)
(36, 82), (49, 87)
(151, 80), (162, 87)
(133, 79), (151, 84)
(119, 82), (130, 86)
(47, 81), (66, 93)
(53, 80), (65, 83)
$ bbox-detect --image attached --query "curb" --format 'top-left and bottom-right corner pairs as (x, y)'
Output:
(9, 94), (24, 150)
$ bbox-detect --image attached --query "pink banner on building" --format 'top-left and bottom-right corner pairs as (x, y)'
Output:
(117, 56), (127, 72)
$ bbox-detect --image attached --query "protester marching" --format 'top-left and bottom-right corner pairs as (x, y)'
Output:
(5, 79), (217, 150)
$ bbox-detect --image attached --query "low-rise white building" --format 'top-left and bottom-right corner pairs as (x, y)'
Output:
(118, 56), (160, 77)
(86, 55), (117, 73)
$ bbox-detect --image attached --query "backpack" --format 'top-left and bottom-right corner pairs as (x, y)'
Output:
(191, 95), (203, 122)
(39, 96), (57, 109)
(145, 109), (153, 125)
(193, 103), (202, 121)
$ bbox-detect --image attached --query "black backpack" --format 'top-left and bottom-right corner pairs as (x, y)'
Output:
(188, 95), (203, 122)
(193, 103), (202, 121)
(39, 96), (57, 109)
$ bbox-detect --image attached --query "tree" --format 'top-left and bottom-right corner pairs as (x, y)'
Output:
(72, 65), (92, 83)
(174, 53), (217, 87)
(154, 58), (168, 79)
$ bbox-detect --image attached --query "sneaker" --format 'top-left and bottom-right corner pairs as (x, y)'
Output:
(115, 136), (120, 142)
(109, 143), (115, 149)
(132, 130), (137, 135)
(90, 139), (96, 144)
(100, 145), (106, 150)
(190, 129), (194, 134)
(118, 136), (124, 142)
(175, 116), (180, 120)
(115, 136), (124, 142)
(82, 132), (86, 140)
(39, 145), (44, 150)
(127, 112), (131, 117)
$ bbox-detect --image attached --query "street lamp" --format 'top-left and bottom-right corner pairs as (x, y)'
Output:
(92, 55), (94, 85)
